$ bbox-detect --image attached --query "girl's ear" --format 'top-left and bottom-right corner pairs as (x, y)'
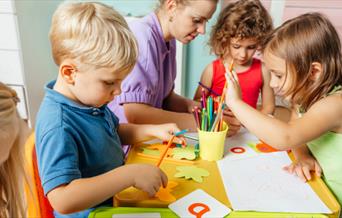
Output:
(59, 60), (77, 85)
(309, 62), (323, 81)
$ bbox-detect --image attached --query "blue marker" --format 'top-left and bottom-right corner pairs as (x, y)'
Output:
(183, 135), (199, 141)
(174, 129), (189, 136)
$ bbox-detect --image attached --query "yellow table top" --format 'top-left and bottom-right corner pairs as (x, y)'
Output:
(114, 142), (340, 218)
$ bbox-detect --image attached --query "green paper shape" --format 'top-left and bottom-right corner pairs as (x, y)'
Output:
(247, 142), (260, 153)
(141, 148), (160, 156)
(174, 166), (209, 183)
(171, 147), (196, 160)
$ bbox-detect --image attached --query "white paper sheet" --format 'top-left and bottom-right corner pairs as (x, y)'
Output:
(168, 189), (231, 218)
(223, 128), (260, 160)
(217, 152), (331, 213)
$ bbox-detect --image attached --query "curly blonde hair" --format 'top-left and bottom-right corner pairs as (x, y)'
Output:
(209, 0), (273, 58)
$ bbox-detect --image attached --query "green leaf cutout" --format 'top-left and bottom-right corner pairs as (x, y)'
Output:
(141, 148), (160, 156)
(171, 147), (196, 160)
(174, 166), (209, 183)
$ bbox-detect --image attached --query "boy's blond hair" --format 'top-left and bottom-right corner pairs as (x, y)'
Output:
(49, 1), (138, 73)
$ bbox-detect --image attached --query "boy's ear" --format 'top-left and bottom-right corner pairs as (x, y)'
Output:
(59, 61), (77, 84)
(309, 62), (323, 81)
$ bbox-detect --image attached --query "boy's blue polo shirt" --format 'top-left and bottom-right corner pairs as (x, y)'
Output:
(35, 81), (124, 218)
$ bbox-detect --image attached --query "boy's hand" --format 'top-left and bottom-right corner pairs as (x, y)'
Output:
(129, 164), (168, 196)
(149, 123), (184, 144)
(283, 157), (322, 182)
(224, 70), (242, 107)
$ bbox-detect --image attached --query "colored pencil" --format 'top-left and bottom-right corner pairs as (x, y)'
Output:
(198, 81), (220, 96)
(156, 135), (175, 167)
(201, 88), (207, 109)
(138, 152), (194, 165)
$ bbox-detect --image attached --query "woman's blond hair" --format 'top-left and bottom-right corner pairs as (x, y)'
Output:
(263, 13), (342, 111)
(0, 83), (29, 217)
(209, 0), (273, 58)
(157, 0), (218, 10)
(49, 1), (138, 73)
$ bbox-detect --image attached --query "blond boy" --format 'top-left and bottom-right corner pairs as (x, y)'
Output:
(35, 2), (182, 217)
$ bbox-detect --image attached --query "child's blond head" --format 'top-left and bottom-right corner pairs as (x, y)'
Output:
(264, 13), (342, 111)
(0, 83), (28, 218)
(49, 1), (138, 73)
(209, 0), (273, 58)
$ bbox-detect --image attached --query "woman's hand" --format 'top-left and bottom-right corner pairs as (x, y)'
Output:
(148, 123), (184, 144)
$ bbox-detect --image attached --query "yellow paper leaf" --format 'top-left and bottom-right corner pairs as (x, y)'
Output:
(155, 181), (178, 202)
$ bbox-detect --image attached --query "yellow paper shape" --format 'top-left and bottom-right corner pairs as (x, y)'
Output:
(155, 181), (178, 202)
(147, 144), (166, 150)
(174, 166), (209, 183)
(247, 142), (260, 153)
(171, 147), (196, 160)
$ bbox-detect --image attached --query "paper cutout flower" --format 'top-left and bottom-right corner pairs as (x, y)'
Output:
(147, 144), (167, 150)
(140, 144), (173, 157)
(148, 144), (173, 156)
(174, 166), (209, 183)
(247, 141), (278, 153)
(141, 148), (160, 156)
(256, 141), (278, 153)
(155, 181), (178, 202)
(171, 147), (196, 160)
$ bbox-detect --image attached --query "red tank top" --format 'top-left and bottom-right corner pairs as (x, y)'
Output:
(211, 58), (263, 108)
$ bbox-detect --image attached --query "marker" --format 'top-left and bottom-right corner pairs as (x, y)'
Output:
(183, 134), (199, 141)
(174, 129), (189, 136)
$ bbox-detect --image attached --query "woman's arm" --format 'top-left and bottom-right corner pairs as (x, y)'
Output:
(163, 91), (201, 113)
(193, 63), (214, 101)
(118, 123), (182, 145)
(260, 64), (275, 115)
(123, 103), (198, 130)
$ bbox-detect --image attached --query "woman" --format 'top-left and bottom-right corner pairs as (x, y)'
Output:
(109, 0), (241, 135)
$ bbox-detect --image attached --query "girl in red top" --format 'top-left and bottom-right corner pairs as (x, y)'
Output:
(194, 0), (275, 120)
